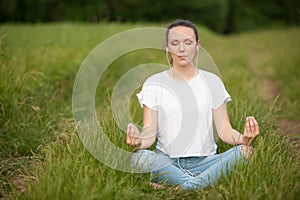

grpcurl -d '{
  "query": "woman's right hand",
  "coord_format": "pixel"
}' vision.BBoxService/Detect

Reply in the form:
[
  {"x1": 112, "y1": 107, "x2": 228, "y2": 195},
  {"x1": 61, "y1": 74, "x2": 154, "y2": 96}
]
[{"x1": 126, "y1": 123, "x2": 142, "y2": 149}]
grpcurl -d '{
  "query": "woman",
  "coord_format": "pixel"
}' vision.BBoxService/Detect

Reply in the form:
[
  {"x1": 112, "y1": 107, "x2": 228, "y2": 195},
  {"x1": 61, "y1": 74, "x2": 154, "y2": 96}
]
[{"x1": 126, "y1": 19, "x2": 259, "y2": 190}]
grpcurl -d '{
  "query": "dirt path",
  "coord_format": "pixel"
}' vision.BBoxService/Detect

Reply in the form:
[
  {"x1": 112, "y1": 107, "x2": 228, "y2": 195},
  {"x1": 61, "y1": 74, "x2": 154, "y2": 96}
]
[
  {"x1": 261, "y1": 77, "x2": 300, "y2": 151},
  {"x1": 278, "y1": 120, "x2": 300, "y2": 151}
]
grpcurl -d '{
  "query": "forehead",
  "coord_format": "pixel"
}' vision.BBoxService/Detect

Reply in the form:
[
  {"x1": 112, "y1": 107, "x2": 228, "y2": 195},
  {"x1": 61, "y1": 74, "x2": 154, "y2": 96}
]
[{"x1": 168, "y1": 26, "x2": 196, "y2": 40}]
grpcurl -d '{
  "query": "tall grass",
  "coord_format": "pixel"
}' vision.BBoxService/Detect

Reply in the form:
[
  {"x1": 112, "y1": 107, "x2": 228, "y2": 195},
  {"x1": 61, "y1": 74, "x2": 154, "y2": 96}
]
[{"x1": 0, "y1": 23, "x2": 299, "y2": 199}]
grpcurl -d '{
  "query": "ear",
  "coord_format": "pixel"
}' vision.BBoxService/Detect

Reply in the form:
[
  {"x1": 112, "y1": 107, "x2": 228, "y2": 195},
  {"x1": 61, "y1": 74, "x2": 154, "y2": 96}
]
[
  {"x1": 197, "y1": 40, "x2": 202, "y2": 52},
  {"x1": 197, "y1": 40, "x2": 202, "y2": 49}
]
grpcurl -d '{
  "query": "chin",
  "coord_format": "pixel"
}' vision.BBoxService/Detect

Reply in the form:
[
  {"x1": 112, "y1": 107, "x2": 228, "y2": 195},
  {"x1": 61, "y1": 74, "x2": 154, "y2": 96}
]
[{"x1": 177, "y1": 60, "x2": 191, "y2": 67}]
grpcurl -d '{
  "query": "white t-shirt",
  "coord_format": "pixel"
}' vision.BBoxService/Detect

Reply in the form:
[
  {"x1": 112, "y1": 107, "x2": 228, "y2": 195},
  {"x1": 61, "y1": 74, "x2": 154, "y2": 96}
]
[{"x1": 136, "y1": 69, "x2": 231, "y2": 158}]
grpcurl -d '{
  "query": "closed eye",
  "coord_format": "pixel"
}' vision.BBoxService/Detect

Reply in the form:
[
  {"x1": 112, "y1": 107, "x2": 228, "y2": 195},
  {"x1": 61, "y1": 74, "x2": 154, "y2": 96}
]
[
  {"x1": 185, "y1": 40, "x2": 193, "y2": 45},
  {"x1": 171, "y1": 41, "x2": 179, "y2": 46}
]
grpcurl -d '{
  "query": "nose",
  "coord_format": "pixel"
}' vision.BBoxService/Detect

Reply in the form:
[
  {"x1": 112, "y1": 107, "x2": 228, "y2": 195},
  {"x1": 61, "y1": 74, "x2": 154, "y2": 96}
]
[{"x1": 179, "y1": 43, "x2": 185, "y2": 52}]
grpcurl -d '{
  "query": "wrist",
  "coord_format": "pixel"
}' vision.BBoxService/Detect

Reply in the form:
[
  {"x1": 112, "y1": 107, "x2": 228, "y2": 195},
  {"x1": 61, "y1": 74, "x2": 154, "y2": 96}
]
[{"x1": 241, "y1": 135, "x2": 249, "y2": 145}]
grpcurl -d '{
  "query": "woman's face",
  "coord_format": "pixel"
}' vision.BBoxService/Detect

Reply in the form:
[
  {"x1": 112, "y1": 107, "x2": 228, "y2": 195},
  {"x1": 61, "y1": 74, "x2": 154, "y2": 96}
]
[{"x1": 167, "y1": 26, "x2": 198, "y2": 67}]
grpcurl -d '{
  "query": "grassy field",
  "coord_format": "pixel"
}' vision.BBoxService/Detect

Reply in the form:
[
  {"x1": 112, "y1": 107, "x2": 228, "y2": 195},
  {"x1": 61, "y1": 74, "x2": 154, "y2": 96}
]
[{"x1": 0, "y1": 23, "x2": 299, "y2": 199}]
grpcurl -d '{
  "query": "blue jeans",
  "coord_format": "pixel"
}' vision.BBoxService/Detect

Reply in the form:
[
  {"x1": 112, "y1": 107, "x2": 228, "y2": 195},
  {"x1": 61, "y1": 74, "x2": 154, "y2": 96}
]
[{"x1": 131, "y1": 145, "x2": 243, "y2": 190}]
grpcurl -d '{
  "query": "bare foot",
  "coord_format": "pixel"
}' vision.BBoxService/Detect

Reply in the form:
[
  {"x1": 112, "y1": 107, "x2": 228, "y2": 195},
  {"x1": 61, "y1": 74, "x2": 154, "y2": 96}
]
[
  {"x1": 149, "y1": 182, "x2": 165, "y2": 189},
  {"x1": 149, "y1": 182, "x2": 183, "y2": 191},
  {"x1": 241, "y1": 145, "x2": 254, "y2": 159}
]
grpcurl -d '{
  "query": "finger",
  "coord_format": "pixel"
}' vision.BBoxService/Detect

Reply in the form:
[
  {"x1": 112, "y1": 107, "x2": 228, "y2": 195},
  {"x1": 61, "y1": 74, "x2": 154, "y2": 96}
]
[
  {"x1": 129, "y1": 123, "x2": 139, "y2": 136},
  {"x1": 249, "y1": 117, "x2": 259, "y2": 137},
  {"x1": 133, "y1": 135, "x2": 137, "y2": 145},
  {"x1": 126, "y1": 123, "x2": 134, "y2": 144},
  {"x1": 131, "y1": 136, "x2": 136, "y2": 145},
  {"x1": 133, "y1": 136, "x2": 141, "y2": 146},
  {"x1": 245, "y1": 117, "x2": 254, "y2": 138},
  {"x1": 253, "y1": 117, "x2": 259, "y2": 135},
  {"x1": 246, "y1": 117, "x2": 251, "y2": 134},
  {"x1": 127, "y1": 133, "x2": 133, "y2": 145},
  {"x1": 126, "y1": 124, "x2": 130, "y2": 143},
  {"x1": 249, "y1": 117, "x2": 255, "y2": 135},
  {"x1": 126, "y1": 129, "x2": 130, "y2": 142},
  {"x1": 127, "y1": 134, "x2": 135, "y2": 145},
  {"x1": 131, "y1": 125, "x2": 137, "y2": 136},
  {"x1": 133, "y1": 125, "x2": 139, "y2": 136}
]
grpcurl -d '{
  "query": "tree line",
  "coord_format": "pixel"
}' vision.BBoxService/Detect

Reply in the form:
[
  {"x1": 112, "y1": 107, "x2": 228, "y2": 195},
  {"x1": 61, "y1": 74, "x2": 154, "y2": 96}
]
[{"x1": 0, "y1": 0, "x2": 298, "y2": 33}]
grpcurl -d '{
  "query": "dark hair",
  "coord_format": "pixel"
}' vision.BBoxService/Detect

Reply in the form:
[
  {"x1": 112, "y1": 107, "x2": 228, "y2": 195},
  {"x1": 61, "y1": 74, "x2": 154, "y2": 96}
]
[{"x1": 166, "y1": 19, "x2": 199, "y2": 43}]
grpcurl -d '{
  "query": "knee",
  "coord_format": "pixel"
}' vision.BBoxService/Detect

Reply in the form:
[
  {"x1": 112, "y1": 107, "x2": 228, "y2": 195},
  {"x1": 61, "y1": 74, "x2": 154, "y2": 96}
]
[
  {"x1": 130, "y1": 150, "x2": 157, "y2": 173},
  {"x1": 131, "y1": 150, "x2": 156, "y2": 163}
]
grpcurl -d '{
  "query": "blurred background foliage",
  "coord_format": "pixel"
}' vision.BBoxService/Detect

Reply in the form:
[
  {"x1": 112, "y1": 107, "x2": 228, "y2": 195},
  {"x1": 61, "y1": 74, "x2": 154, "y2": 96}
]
[{"x1": 0, "y1": 0, "x2": 299, "y2": 34}]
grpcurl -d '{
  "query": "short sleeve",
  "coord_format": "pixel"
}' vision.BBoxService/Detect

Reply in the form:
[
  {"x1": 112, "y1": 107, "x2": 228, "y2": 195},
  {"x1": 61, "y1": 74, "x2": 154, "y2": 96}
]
[
  {"x1": 211, "y1": 85, "x2": 231, "y2": 110},
  {"x1": 136, "y1": 82, "x2": 159, "y2": 111},
  {"x1": 200, "y1": 70, "x2": 231, "y2": 110}
]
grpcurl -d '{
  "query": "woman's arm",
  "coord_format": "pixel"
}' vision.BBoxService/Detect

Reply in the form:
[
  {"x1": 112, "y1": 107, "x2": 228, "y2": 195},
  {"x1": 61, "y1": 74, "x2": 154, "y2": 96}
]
[
  {"x1": 126, "y1": 106, "x2": 157, "y2": 150},
  {"x1": 213, "y1": 103, "x2": 259, "y2": 145}
]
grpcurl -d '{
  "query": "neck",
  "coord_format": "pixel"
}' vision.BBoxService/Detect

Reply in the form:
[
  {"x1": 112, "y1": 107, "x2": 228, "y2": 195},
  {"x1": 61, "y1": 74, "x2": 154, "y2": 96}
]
[{"x1": 170, "y1": 64, "x2": 198, "y2": 81}]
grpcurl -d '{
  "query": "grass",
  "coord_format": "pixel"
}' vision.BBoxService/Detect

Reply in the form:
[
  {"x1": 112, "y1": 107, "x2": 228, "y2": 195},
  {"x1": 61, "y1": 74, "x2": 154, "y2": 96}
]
[{"x1": 0, "y1": 23, "x2": 299, "y2": 199}]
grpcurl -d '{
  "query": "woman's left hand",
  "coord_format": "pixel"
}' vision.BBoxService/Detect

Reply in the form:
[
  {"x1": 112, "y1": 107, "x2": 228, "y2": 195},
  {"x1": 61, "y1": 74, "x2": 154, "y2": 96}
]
[{"x1": 243, "y1": 116, "x2": 259, "y2": 145}]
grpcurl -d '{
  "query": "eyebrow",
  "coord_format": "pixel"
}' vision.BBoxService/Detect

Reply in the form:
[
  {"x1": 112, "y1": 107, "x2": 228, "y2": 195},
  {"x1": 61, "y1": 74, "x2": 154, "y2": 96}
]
[{"x1": 170, "y1": 38, "x2": 194, "y2": 42}]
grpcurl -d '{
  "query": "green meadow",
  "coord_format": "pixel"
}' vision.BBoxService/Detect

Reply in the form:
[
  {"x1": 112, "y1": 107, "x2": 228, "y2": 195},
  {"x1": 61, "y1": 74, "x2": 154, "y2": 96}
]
[{"x1": 0, "y1": 23, "x2": 299, "y2": 199}]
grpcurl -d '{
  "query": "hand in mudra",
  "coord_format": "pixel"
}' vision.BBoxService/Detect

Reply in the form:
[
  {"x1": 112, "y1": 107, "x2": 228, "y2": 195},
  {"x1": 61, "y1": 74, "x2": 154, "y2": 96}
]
[
  {"x1": 243, "y1": 116, "x2": 259, "y2": 145},
  {"x1": 126, "y1": 123, "x2": 141, "y2": 150}
]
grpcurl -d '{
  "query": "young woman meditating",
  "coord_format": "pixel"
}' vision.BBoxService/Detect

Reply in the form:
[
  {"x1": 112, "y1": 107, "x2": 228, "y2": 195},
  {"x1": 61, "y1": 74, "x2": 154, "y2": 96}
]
[{"x1": 126, "y1": 19, "x2": 259, "y2": 190}]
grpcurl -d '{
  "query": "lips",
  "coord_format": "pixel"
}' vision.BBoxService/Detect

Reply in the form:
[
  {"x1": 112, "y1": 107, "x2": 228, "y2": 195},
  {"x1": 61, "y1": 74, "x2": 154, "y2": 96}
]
[{"x1": 178, "y1": 55, "x2": 187, "y2": 60}]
